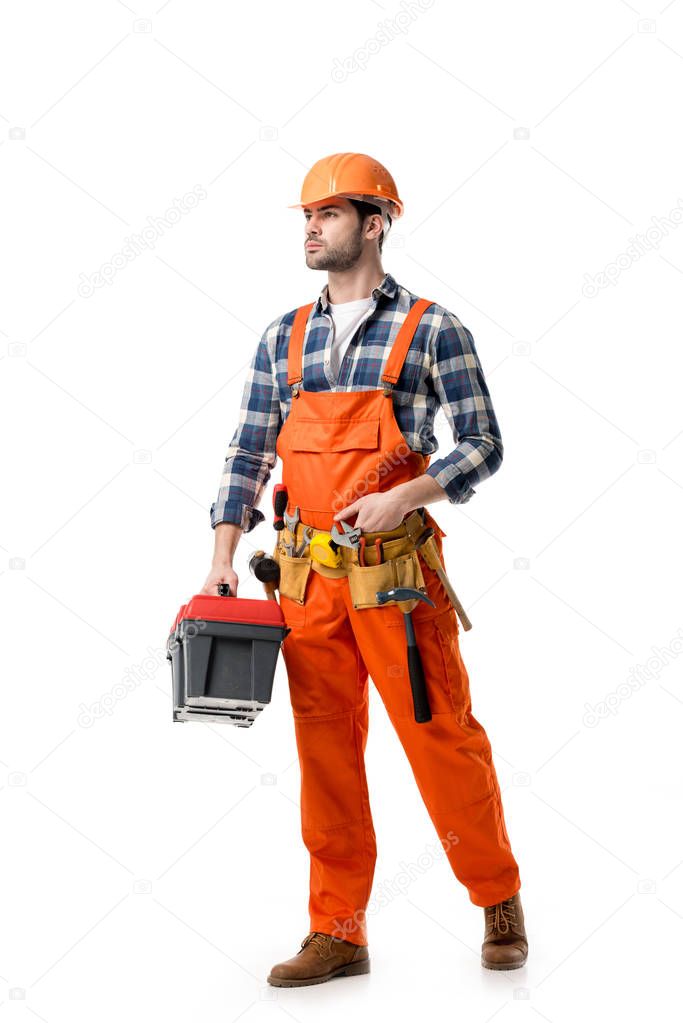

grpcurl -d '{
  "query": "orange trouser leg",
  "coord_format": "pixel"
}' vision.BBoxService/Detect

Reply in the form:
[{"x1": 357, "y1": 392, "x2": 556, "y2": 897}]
[
  {"x1": 279, "y1": 537, "x2": 521, "y2": 946},
  {"x1": 280, "y1": 571, "x2": 376, "y2": 947},
  {"x1": 344, "y1": 533, "x2": 521, "y2": 909}
]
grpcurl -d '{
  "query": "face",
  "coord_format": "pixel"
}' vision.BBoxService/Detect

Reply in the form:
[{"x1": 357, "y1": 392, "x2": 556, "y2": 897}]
[{"x1": 303, "y1": 198, "x2": 377, "y2": 271}]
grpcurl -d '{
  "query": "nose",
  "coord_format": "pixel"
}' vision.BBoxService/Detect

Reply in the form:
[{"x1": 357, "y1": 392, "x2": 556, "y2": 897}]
[{"x1": 305, "y1": 212, "x2": 323, "y2": 236}]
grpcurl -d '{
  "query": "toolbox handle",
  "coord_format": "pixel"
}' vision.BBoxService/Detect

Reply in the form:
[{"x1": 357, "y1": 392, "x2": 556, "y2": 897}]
[{"x1": 217, "y1": 583, "x2": 232, "y2": 597}]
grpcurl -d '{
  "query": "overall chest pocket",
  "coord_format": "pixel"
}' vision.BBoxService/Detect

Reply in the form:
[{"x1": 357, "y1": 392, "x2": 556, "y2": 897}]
[{"x1": 288, "y1": 417, "x2": 379, "y2": 453}]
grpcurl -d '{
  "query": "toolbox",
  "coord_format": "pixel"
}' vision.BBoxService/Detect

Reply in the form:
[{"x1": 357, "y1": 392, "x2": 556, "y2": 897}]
[{"x1": 167, "y1": 585, "x2": 290, "y2": 727}]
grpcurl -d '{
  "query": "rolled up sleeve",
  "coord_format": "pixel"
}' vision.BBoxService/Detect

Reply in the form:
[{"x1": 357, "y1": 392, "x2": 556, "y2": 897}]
[
  {"x1": 425, "y1": 311, "x2": 503, "y2": 503},
  {"x1": 210, "y1": 323, "x2": 281, "y2": 533}
]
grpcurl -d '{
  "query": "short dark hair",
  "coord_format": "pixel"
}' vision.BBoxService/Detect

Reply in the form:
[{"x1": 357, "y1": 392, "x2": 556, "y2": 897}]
[{"x1": 347, "y1": 197, "x2": 388, "y2": 253}]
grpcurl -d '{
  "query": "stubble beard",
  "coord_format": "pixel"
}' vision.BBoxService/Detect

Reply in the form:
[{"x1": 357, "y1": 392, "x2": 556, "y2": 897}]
[{"x1": 305, "y1": 225, "x2": 364, "y2": 271}]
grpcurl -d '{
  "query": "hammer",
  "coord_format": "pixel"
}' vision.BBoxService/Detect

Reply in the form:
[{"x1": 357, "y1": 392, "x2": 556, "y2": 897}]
[
  {"x1": 376, "y1": 586, "x2": 435, "y2": 724},
  {"x1": 249, "y1": 550, "x2": 280, "y2": 601}
]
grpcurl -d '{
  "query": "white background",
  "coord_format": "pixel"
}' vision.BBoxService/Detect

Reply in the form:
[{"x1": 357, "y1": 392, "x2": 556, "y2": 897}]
[{"x1": 2, "y1": 0, "x2": 682, "y2": 1018}]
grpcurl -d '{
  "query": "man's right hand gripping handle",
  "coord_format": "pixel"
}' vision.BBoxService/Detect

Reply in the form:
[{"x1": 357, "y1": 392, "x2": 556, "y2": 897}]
[{"x1": 200, "y1": 522, "x2": 242, "y2": 596}]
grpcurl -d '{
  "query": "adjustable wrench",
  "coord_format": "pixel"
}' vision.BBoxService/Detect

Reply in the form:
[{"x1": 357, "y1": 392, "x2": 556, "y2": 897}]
[
  {"x1": 330, "y1": 519, "x2": 362, "y2": 550},
  {"x1": 293, "y1": 526, "x2": 314, "y2": 557}
]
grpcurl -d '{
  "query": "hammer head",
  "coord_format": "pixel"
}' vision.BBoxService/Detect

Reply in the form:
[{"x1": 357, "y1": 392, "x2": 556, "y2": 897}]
[{"x1": 376, "y1": 586, "x2": 435, "y2": 607}]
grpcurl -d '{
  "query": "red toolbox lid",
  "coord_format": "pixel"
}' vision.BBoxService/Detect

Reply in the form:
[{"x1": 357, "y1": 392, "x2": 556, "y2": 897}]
[
  {"x1": 173, "y1": 594, "x2": 286, "y2": 631},
  {"x1": 169, "y1": 603, "x2": 188, "y2": 635}
]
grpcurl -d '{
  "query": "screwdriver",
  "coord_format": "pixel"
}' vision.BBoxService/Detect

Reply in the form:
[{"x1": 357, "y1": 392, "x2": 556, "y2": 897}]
[{"x1": 273, "y1": 484, "x2": 288, "y2": 532}]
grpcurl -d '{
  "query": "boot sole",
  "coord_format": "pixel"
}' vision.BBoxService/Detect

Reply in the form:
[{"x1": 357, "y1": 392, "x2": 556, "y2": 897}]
[
  {"x1": 267, "y1": 957, "x2": 371, "y2": 987},
  {"x1": 481, "y1": 956, "x2": 527, "y2": 971}
]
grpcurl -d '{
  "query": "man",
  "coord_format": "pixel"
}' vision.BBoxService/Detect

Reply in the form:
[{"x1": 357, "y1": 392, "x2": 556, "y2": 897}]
[{"x1": 203, "y1": 153, "x2": 528, "y2": 985}]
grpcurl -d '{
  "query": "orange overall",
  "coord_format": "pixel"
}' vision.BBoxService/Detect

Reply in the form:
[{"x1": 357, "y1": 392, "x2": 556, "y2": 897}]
[{"x1": 275, "y1": 298, "x2": 521, "y2": 946}]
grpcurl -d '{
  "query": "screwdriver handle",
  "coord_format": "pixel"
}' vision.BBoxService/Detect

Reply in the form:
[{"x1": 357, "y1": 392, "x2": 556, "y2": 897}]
[{"x1": 273, "y1": 484, "x2": 288, "y2": 532}]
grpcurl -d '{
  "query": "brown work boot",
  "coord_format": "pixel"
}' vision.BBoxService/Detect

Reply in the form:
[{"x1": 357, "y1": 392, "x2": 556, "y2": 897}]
[
  {"x1": 267, "y1": 931, "x2": 370, "y2": 987},
  {"x1": 481, "y1": 891, "x2": 528, "y2": 970}
]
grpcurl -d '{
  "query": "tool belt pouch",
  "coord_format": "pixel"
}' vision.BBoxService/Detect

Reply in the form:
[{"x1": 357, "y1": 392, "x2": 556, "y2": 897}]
[
  {"x1": 348, "y1": 549, "x2": 426, "y2": 613},
  {"x1": 275, "y1": 549, "x2": 313, "y2": 604}
]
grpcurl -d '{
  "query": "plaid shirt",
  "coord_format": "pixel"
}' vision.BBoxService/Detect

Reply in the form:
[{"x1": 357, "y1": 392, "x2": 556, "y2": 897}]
[{"x1": 210, "y1": 271, "x2": 503, "y2": 533}]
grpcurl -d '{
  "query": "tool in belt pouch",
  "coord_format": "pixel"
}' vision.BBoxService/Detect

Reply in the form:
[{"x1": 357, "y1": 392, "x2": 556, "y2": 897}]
[
  {"x1": 273, "y1": 509, "x2": 472, "y2": 628},
  {"x1": 271, "y1": 537, "x2": 312, "y2": 604},
  {"x1": 348, "y1": 544, "x2": 425, "y2": 613},
  {"x1": 272, "y1": 510, "x2": 429, "y2": 614}
]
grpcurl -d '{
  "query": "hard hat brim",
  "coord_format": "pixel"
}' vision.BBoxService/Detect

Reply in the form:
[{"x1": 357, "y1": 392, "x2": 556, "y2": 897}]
[{"x1": 289, "y1": 191, "x2": 403, "y2": 218}]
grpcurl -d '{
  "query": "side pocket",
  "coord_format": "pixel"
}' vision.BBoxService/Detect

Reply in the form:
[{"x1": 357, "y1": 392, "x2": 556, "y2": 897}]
[
  {"x1": 278, "y1": 551, "x2": 313, "y2": 604},
  {"x1": 280, "y1": 595, "x2": 306, "y2": 628},
  {"x1": 433, "y1": 607, "x2": 469, "y2": 718}
]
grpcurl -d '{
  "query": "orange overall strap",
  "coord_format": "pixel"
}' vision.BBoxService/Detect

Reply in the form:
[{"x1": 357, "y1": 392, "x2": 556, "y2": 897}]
[
  {"x1": 381, "y1": 298, "x2": 434, "y2": 386},
  {"x1": 287, "y1": 302, "x2": 315, "y2": 387}
]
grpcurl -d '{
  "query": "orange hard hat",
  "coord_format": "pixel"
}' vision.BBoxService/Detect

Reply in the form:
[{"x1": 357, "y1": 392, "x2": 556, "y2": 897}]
[{"x1": 289, "y1": 152, "x2": 404, "y2": 219}]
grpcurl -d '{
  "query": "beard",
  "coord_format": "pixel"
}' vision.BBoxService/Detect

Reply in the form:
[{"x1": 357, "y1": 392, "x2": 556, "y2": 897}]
[{"x1": 305, "y1": 224, "x2": 364, "y2": 271}]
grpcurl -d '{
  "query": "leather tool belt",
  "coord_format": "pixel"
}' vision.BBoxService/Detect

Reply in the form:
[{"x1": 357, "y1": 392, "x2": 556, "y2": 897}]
[{"x1": 272, "y1": 508, "x2": 432, "y2": 612}]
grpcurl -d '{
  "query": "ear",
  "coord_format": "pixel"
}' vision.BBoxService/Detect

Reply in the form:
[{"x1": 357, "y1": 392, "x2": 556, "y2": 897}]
[{"x1": 364, "y1": 213, "x2": 383, "y2": 243}]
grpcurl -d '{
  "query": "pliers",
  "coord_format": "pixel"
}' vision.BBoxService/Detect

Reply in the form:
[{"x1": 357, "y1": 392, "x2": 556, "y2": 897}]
[{"x1": 358, "y1": 536, "x2": 383, "y2": 567}]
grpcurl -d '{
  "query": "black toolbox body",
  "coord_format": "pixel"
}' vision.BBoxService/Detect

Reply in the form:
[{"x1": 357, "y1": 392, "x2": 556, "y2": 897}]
[{"x1": 167, "y1": 592, "x2": 290, "y2": 727}]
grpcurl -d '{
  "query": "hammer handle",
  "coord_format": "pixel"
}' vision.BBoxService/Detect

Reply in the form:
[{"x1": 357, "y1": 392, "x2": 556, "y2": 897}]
[
  {"x1": 407, "y1": 644, "x2": 432, "y2": 723},
  {"x1": 418, "y1": 534, "x2": 472, "y2": 631},
  {"x1": 404, "y1": 613, "x2": 432, "y2": 724}
]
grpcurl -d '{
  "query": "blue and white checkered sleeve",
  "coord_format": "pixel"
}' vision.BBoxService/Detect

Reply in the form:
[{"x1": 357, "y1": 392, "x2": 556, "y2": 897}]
[
  {"x1": 210, "y1": 322, "x2": 281, "y2": 533},
  {"x1": 425, "y1": 311, "x2": 504, "y2": 504}
]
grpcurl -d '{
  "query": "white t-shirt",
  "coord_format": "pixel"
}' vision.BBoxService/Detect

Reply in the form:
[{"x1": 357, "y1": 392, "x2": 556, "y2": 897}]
[{"x1": 327, "y1": 296, "x2": 375, "y2": 381}]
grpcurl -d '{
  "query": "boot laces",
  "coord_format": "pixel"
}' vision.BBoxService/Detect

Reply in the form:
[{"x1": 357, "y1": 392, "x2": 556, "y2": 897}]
[
  {"x1": 301, "y1": 931, "x2": 334, "y2": 959},
  {"x1": 486, "y1": 897, "x2": 517, "y2": 935}
]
